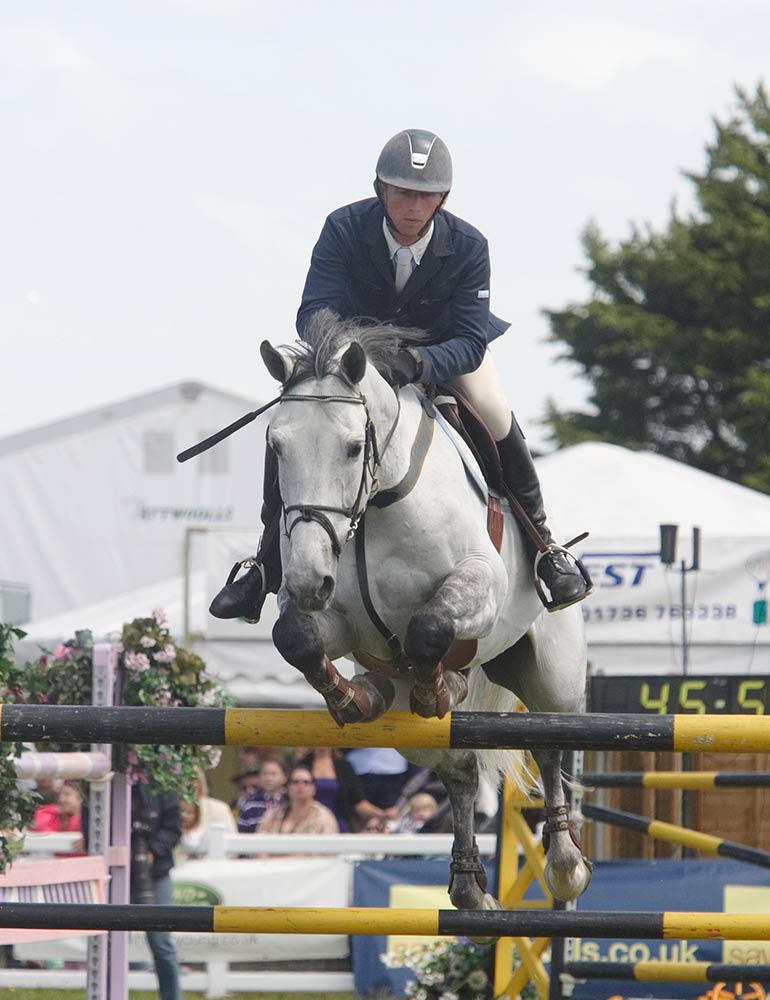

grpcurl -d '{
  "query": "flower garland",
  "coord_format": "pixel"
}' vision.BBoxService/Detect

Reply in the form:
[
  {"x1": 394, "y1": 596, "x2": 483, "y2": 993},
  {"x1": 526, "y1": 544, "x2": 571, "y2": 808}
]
[
  {"x1": 382, "y1": 938, "x2": 536, "y2": 1000},
  {"x1": 0, "y1": 610, "x2": 233, "y2": 871}
]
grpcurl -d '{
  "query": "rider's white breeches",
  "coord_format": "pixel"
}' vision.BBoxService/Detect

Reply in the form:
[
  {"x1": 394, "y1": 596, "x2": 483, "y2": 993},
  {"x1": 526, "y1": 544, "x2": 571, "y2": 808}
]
[{"x1": 449, "y1": 349, "x2": 513, "y2": 441}]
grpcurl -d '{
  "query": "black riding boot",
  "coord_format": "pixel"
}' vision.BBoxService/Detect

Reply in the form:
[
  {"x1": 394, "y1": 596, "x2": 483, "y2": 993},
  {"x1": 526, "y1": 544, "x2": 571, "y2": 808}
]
[
  {"x1": 496, "y1": 416, "x2": 590, "y2": 611},
  {"x1": 209, "y1": 446, "x2": 283, "y2": 623}
]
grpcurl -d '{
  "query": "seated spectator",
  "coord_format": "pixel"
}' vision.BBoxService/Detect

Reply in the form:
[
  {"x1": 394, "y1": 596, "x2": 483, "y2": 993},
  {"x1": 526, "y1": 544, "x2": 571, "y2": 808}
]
[
  {"x1": 396, "y1": 793, "x2": 438, "y2": 833},
  {"x1": 176, "y1": 772, "x2": 236, "y2": 860},
  {"x1": 296, "y1": 747, "x2": 387, "y2": 832},
  {"x1": 237, "y1": 757, "x2": 288, "y2": 833},
  {"x1": 231, "y1": 766, "x2": 263, "y2": 815},
  {"x1": 344, "y1": 748, "x2": 412, "y2": 815},
  {"x1": 258, "y1": 766, "x2": 339, "y2": 836},
  {"x1": 30, "y1": 781, "x2": 85, "y2": 854}
]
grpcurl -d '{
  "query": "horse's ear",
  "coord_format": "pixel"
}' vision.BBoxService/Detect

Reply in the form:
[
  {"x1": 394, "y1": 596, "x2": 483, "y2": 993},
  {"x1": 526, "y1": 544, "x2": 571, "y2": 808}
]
[
  {"x1": 260, "y1": 341, "x2": 294, "y2": 384},
  {"x1": 340, "y1": 342, "x2": 367, "y2": 385}
]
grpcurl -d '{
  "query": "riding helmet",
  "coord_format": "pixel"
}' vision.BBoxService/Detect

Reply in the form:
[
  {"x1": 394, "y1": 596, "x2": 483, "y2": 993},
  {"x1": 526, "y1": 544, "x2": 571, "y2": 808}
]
[{"x1": 375, "y1": 129, "x2": 452, "y2": 193}]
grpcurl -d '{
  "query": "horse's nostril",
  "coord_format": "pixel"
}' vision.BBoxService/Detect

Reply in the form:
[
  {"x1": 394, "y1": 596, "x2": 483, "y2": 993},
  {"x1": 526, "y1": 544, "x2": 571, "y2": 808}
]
[{"x1": 318, "y1": 576, "x2": 335, "y2": 602}]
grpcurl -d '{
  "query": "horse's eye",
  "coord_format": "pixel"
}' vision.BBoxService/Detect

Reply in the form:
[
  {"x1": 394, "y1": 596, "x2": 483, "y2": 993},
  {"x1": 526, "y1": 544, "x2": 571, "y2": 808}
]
[{"x1": 347, "y1": 442, "x2": 363, "y2": 459}]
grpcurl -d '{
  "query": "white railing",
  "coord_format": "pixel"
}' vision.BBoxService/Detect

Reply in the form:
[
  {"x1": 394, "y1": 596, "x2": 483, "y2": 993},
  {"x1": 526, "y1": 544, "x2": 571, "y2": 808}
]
[{"x1": 206, "y1": 826, "x2": 497, "y2": 859}]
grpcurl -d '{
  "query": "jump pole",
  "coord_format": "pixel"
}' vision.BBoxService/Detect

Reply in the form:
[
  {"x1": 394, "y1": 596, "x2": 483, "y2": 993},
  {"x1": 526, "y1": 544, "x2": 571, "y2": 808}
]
[
  {"x1": 4, "y1": 706, "x2": 770, "y2": 752},
  {"x1": 3, "y1": 905, "x2": 770, "y2": 940},
  {"x1": 581, "y1": 771, "x2": 770, "y2": 789},
  {"x1": 565, "y1": 961, "x2": 770, "y2": 984},
  {"x1": 583, "y1": 803, "x2": 770, "y2": 870}
]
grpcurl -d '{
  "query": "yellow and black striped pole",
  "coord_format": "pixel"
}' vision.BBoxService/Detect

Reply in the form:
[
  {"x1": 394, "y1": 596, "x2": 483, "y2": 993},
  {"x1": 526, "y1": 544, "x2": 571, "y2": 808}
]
[
  {"x1": 583, "y1": 803, "x2": 770, "y2": 869},
  {"x1": 4, "y1": 705, "x2": 770, "y2": 752},
  {"x1": 581, "y1": 771, "x2": 770, "y2": 790},
  {"x1": 566, "y1": 960, "x2": 770, "y2": 984},
  {"x1": 2, "y1": 905, "x2": 770, "y2": 939}
]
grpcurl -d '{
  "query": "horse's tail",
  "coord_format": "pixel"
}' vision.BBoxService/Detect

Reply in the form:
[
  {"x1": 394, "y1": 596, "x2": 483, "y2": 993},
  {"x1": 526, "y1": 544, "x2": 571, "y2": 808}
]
[{"x1": 463, "y1": 666, "x2": 539, "y2": 799}]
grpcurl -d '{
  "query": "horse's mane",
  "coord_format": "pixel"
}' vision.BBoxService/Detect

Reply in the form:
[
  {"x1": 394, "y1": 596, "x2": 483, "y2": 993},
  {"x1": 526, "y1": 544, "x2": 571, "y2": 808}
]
[{"x1": 283, "y1": 309, "x2": 433, "y2": 388}]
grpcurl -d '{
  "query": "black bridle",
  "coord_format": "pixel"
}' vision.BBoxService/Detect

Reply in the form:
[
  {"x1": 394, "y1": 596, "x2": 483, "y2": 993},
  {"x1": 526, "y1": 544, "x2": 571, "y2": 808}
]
[{"x1": 278, "y1": 386, "x2": 401, "y2": 558}]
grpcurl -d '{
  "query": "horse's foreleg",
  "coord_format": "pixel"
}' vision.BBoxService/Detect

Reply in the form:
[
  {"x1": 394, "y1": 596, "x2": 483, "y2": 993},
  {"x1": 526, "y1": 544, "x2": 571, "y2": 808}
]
[
  {"x1": 404, "y1": 556, "x2": 500, "y2": 719},
  {"x1": 532, "y1": 748, "x2": 592, "y2": 902},
  {"x1": 272, "y1": 601, "x2": 395, "y2": 726}
]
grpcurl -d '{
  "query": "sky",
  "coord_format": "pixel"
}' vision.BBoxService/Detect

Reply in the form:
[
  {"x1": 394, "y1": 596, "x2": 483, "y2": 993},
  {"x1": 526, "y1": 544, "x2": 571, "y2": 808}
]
[{"x1": 2, "y1": 1, "x2": 768, "y2": 451}]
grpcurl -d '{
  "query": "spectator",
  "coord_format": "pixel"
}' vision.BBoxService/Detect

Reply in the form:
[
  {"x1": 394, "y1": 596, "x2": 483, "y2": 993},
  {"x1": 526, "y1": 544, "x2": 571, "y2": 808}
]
[
  {"x1": 344, "y1": 748, "x2": 413, "y2": 814},
  {"x1": 237, "y1": 756, "x2": 288, "y2": 833},
  {"x1": 176, "y1": 772, "x2": 236, "y2": 861},
  {"x1": 230, "y1": 766, "x2": 263, "y2": 815},
  {"x1": 296, "y1": 747, "x2": 387, "y2": 832},
  {"x1": 258, "y1": 765, "x2": 339, "y2": 836},
  {"x1": 131, "y1": 785, "x2": 182, "y2": 1000},
  {"x1": 30, "y1": 781, "x2": 85, "y2": 854},
  {"x1": 397, "y1": 793, "x2": 438, "y2": 833}
]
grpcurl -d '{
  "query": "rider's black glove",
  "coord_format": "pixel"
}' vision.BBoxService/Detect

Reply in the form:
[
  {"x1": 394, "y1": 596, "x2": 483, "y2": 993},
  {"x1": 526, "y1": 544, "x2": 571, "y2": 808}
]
[{"x1": 390, "y1": 347, "x2": 423, "y2": 387}]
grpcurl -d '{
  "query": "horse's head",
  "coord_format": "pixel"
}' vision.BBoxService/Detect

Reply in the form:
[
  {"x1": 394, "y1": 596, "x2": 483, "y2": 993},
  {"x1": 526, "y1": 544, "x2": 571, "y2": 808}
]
[{"x1": 261, "y1": 313, "x2": 402, "y2": 613}]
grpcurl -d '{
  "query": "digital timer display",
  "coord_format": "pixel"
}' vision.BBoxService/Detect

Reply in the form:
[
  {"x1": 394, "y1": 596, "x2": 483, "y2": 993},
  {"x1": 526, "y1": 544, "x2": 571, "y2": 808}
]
[{"x1": 588, "y1": 675, "x2": 770, "y2": 715}]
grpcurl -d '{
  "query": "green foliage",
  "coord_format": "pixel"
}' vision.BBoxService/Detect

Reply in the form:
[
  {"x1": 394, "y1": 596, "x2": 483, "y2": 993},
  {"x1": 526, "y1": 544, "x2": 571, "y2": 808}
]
[
  {"x1": 544, "y1": 82, "x2": 770, "y2": 493},
  {"x1": 0, "y1": 625, "x2": 41, "y2": 872}
]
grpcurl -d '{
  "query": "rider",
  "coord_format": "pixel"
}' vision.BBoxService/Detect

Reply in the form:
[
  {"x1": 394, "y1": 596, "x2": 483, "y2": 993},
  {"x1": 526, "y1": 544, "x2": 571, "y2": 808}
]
[{"x1": 210, "y1": 128, "x2": 589, "y2": 623}]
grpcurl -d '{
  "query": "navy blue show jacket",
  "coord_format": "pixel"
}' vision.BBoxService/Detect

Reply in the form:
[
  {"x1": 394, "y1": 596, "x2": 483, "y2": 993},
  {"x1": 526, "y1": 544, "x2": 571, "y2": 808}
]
[{"x1": 296, "y1": 198, "x2": 510, "y2": 386}]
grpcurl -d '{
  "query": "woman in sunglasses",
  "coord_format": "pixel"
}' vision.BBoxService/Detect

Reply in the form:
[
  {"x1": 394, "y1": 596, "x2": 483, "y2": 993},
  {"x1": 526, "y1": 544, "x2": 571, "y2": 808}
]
[{"x1": 258, "y1": 765, "x2": 339, "y2": 836}]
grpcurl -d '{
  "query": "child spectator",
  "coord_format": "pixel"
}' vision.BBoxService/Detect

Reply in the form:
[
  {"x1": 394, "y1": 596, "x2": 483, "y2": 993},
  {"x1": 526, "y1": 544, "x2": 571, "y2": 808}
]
[
  {"x1": 397, "y1": 793, "x2": 438, "y2": 833},
  {"x1": 237, "y1": 757, "x2": 288, "y2": 833},
  {"x1": 30, "y1": 781, "x2": 85, "y2": 854}
]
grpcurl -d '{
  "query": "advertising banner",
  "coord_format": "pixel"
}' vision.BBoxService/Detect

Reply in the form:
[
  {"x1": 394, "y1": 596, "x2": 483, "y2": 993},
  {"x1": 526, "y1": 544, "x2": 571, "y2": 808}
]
[
  {"x1": 576, "y1": 536, "x2": 770, "y2": 673},
  {"x1": 352, "y1": 859, "x2": 770, "y2": 999}
]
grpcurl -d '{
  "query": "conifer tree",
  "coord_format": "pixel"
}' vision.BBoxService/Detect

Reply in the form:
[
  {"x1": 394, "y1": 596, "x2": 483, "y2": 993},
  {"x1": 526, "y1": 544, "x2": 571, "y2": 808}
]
[{"x1": 545, "y1": 83, "x2": 770, "y2": 494}]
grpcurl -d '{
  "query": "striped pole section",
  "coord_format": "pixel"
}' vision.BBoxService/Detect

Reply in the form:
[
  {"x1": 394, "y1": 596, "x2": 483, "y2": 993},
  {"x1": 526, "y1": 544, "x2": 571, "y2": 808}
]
[
  {"x1": 4, "y1": 705, "x2": 770, "y2": 752},
  {"x1": 581, "y1": 771, "x2": 770, "y2": 790},
  {"x1": 583, "y1": 803, "x2": 770, "y2": 869},
  {"x1": 2, "y1": 905, "x2": 770, "y2": 939},
  {"x1": 16, "y1": 751, "x2": 112, "y2": 782},
  {"x1": 566, "y1": 961, "x2": 770, "y2": 984}
]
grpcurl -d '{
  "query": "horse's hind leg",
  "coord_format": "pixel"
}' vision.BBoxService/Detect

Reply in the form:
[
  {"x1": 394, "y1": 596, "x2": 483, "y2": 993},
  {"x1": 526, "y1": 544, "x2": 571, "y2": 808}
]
[
  {"x1": 404, "y1": 556, "x2": 502, "y2": 718},
  {"x1": 272, "y1": 601, "x2": 395, "y2": 725},
  {"x1": 408, "y1": 748, "x2": 500, "y2": 913},
  {"x1": 531, "y1": 748, "x2": 592, "y2": 902},
  {"x1": 496, "y1": 611, "x2": 592, "y2": 901}
]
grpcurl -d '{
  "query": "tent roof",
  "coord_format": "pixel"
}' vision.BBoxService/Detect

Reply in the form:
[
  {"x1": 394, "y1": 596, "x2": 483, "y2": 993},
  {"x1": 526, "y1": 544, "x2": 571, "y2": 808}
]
[
  {"x1": 536, "y1": 441, "x2": 770, "y2": 538},
  {"x1": 17, "y1": 574, "x2": 319, "y2": 707},
  {"x1": 0, "y1": 380, "x2": 259, "y2": 457}
]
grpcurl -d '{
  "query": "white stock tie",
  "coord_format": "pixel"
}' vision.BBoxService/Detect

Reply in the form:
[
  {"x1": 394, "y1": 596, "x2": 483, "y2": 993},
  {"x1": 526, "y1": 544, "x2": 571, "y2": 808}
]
[{"x1": 393, "y1": 246, "x2": 414, "y2": 294}]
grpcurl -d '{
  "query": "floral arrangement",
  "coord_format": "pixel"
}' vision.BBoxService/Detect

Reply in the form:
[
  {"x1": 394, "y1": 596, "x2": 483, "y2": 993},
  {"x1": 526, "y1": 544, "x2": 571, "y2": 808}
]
[
  {"x1": 117, "y1": 608, "x2": 232, "y2": 794},
  {"x1": 27, "y1": 610, "x2": 232, "y2": 795},
  {"x1": 0, "y1": 625, "x2": 41, "y2": 871},
  {"x1": 382, "y1": 938, "x2": 536, "y2": 1000}
]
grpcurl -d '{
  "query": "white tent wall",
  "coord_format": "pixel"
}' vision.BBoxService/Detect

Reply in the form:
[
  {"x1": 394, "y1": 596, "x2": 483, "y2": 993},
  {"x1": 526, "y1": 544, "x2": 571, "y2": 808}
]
[{"x1": 0, "y1": 382, "x2": 268, "y2": 622}]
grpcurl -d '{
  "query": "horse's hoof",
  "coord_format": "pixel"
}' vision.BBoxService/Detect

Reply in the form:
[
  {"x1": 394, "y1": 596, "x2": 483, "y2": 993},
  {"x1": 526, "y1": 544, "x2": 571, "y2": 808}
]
[
  {"x1": 326, "y1": 673, "x2": 395, "y2": 726},
  {"x1": 545, "y1": 857, "x2": 593, "y2": 902},
  {"x1": 409, "y1": 668, "x2": 468, "y2": 719}
]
